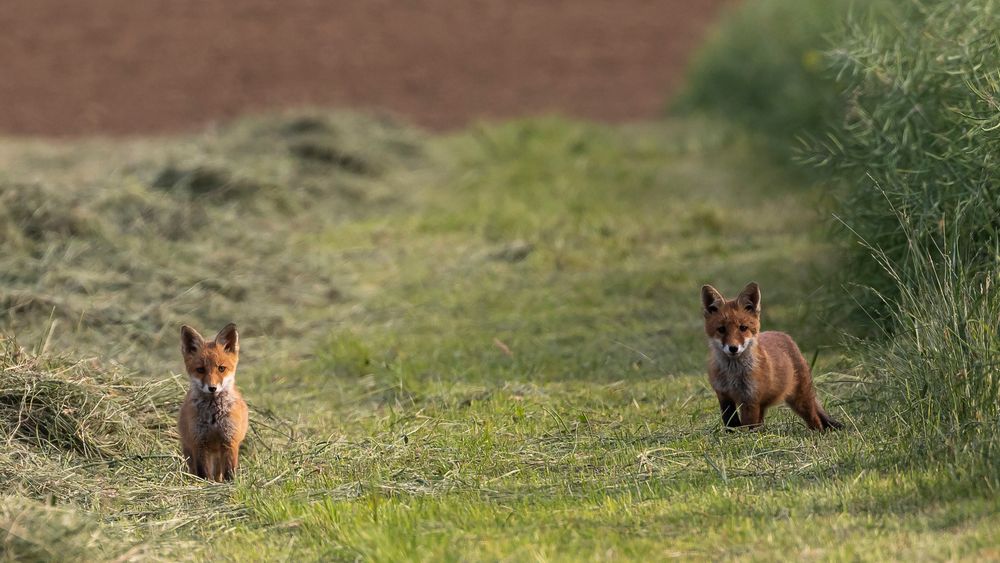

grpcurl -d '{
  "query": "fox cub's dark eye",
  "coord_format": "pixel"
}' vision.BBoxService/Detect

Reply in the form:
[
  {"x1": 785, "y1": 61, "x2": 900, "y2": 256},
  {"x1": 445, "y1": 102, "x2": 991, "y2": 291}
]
[
  {"x1": 195, "y1": 367, "x2": 206, "y2": 374},
  {"x1": 717, "y1": 326, "x2": 725, "y2": 334},
  {"x1": 217, "y1": 365, "x2": 226, "y2": 373},
  {"x1": 739, "y1": 325, "x2": 748, "y2": 332}
]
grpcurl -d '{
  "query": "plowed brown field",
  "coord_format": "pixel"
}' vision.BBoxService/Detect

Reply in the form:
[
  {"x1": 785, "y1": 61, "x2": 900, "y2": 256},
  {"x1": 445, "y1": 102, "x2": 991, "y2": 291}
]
[{"x1": 0, "y1": 0, "x2": 730, "y2": 135}]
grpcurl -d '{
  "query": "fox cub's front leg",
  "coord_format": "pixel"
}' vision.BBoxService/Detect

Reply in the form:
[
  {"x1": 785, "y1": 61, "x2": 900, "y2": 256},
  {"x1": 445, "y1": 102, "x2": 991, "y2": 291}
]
[
  {"x1": 183, "y1": 446, "x2": 202, "y2": 478},
  {"x1": 738, "y1": 403, "x2": 764, "y2": 429},
  {"x1": 717, "y1": 394, "x2": 741, "y2": 428},
  {"x1": 222, "y1": 447, "x2": 239, "y2": 481}
]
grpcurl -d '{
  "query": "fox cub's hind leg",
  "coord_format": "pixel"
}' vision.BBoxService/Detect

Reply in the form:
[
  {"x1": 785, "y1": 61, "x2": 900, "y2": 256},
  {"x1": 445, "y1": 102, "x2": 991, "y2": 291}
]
[
  {"x1": 818, "y1": 408, "x2": 843, "y2": 430},
  {"x1": 786, "y1": 395, "x2": 824, "y2": 430},
  {"x1": 788, "y1": 362, "x2": 843, "y2": 431},
  {"x1": 787, "y1": 397, "x2": 843, "y2": 430}
]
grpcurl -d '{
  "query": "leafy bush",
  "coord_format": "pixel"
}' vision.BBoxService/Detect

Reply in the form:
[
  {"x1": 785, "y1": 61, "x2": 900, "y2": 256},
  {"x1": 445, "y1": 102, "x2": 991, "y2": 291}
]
[
  {"x1": 812, "y1": 0, "x2": 1000, "y2": 472},
  {"x1": 811, "y1": 0, "x2": 1000, "y2": 315},
  {"x1": 675, "y1": 0, "x2": 857, "y2": 147}
]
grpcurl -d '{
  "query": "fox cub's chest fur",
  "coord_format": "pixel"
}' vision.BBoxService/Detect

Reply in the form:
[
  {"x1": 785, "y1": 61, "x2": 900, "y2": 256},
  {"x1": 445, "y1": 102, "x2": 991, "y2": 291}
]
[
  {"x1": 187, "y1": 389, "x2": 243, "y2": 446},
  {"x1": 709, "y1": 345, "x2": 757, "y2": 400}
]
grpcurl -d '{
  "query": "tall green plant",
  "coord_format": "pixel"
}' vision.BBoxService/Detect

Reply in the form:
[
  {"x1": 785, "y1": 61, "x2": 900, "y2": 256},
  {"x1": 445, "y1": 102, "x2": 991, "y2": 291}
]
[
  {"x1": 813, "y1": 0, "x2": 1000, "y2": 471},
  {"x1": 810, "y1": 0, "x2": 1000, "y2": 314},
  {"x1": 862, "y1": 213, "x2": 999, "y2": 473}
]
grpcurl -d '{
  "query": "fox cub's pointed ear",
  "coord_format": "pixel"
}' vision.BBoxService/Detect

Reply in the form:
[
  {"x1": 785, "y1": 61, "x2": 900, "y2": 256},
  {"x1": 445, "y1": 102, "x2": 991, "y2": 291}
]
[
  {"x1": 214, "y1": 323, "x2": 239, "y2": 355},
  {"x1": 180, "y1": 325, "x2": 205, "y2": 356},
  {"x1": 701, "y1": 285, "x2": 724, "y2": 316},
  {"x1": 737, "y1": 282, "x2": 761, "y2": 315}
]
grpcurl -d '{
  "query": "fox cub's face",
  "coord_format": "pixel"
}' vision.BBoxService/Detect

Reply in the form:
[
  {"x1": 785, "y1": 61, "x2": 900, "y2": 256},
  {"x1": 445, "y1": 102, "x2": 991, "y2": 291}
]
[
  {"x1": 701, "y1": 282, "x2": 761, "y2": 358},
  {"x1": 181, "y1": 323, "x2": 239, "y2": 395}
]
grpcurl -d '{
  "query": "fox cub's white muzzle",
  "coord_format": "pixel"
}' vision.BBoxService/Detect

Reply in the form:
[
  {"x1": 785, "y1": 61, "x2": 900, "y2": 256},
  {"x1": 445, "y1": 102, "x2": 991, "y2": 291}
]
[
  {"x1": 716, "y1": 338, "x2": 753, "y2": 357},
  {"x1": 190, "y1": 374, "x2": 234, "y2": 395}
]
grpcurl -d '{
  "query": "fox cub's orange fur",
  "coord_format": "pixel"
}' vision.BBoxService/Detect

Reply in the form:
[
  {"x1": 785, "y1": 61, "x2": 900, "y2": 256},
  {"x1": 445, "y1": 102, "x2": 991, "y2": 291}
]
[
  {"x1": 177, "y1": 323, "x2": 249, "y2": 481},
  {"x1": 701, "y1": 282, "x2": 841, "y2": 431}
]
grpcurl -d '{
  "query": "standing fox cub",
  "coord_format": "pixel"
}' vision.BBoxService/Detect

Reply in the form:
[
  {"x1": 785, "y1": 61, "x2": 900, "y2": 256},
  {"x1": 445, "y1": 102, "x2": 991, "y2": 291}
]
[
  {"x1": 178, "y1": 323, "x2": 249, "y2": 481},
  {"x1": 701, "y1": 282, "x2": 841, "y2": 431}
]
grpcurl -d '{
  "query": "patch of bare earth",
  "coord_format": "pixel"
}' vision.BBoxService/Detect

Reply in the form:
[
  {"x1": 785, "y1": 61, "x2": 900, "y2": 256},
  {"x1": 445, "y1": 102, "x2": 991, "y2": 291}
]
[{"x1": 0, "y1": 0, "x2": 730, "y2": 136}]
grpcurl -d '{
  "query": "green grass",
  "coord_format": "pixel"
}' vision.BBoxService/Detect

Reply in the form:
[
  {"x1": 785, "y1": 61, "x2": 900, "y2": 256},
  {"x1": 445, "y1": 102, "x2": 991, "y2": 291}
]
[{"x1": 0, "y1": 113, "x2": 996, "y2": 561}]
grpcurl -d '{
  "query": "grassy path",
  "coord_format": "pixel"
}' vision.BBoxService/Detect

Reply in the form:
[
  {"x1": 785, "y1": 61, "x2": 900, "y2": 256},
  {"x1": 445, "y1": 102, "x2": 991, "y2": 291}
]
[{"x1": 1, "y1": 115, "x2": 995, "y2": 560}]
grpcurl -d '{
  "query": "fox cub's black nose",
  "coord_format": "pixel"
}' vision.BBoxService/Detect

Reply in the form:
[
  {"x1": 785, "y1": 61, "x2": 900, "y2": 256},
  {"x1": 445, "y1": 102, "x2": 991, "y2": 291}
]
[
  {"x1": 208, "y1": 386, "x2": 218, "y2": 393},
  {"x1": 727, "y1": 345, "x2": 738, "y2": 354}
]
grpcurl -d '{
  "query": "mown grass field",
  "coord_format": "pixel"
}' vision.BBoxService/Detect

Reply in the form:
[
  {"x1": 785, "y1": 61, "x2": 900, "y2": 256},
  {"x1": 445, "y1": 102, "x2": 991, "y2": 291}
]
[{"x1": 1, "y1": 113, "x2": 996, "y2": 561}]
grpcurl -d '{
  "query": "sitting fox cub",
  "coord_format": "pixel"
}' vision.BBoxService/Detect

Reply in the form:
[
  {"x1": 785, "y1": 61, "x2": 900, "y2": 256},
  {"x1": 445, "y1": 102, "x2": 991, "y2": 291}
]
[
  {"x1": 177, "y1": 323, "x2": 249, "y2": 481},
  {"x1": 701, "y1": 282, "x2": 841, "y2": 431}
]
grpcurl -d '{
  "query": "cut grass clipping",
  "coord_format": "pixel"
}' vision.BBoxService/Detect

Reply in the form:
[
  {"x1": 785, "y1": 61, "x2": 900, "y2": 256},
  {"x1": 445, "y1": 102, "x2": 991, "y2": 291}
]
[{"x1": 0, "y1": 336, "x2": 168, "y2": 560}]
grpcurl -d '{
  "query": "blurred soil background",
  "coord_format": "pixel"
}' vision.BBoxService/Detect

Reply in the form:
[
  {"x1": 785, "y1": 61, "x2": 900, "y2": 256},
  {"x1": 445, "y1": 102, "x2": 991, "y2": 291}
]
[{"x1": 0, "y1": 0, "x2": 731, "y2": 136}]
